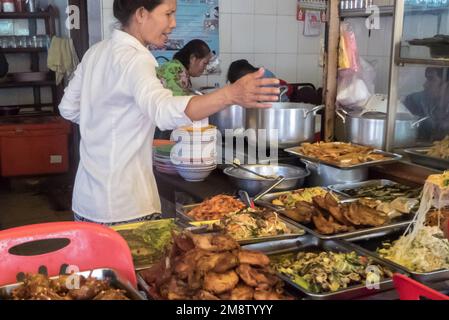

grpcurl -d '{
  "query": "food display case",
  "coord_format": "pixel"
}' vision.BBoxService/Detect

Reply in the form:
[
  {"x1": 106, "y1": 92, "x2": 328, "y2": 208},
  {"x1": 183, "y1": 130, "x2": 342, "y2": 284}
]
[{"x1": 384, "y1": 1, "x2": 449, "y2": 170}]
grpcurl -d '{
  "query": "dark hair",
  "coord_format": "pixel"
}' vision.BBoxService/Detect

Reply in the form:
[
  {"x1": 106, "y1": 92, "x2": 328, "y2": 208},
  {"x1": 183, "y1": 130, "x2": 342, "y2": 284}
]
[
  {"x1": 227, "y1": 59, "x2": 258, "y2": 84},
  {"x1": 426, "y1": 67, "x2": 449, "y2": 81},
  {"x1": 173, "y1": 39, "x2": 211, "y2": 69},
  {"x1": 113, "y1": 0, "x2": 164, "y2": 26}
]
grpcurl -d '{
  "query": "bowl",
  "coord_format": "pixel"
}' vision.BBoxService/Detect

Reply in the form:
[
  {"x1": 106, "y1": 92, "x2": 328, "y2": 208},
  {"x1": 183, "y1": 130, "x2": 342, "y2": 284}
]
[
  {"x1": 176, "y1": 165, "x2": 217, "y2": 182},
  {"x1": 223, "y1": 164, "x2": 310, "y2": 197}
]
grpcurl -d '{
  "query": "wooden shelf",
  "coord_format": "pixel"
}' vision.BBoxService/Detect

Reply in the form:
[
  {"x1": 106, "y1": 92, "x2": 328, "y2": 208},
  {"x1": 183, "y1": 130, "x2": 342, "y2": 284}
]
[
  {"x1": 0, "y1": 80, "x2": 55, "y2": 88},
  {"x1": 0, "y1": 12, "x2": 52, "y2": 19},
  {"x1": 2, "y1": 48, "x2": 47, "y2": 53}
]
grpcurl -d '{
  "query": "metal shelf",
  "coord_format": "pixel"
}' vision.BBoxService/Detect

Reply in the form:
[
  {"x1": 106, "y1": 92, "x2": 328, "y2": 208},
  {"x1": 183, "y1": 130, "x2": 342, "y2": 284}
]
[
  {"x1": 340, "y1": 5, "x2": 449, "y2": 18},
  {"x1": 396, "y1": 56, "x2": 449, "y2": 67}
]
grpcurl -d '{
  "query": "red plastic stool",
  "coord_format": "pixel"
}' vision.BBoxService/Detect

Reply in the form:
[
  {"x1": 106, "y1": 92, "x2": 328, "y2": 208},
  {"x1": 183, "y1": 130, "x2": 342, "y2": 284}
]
[
  {"x1": 0, "y1": 222, "x2": 136, "y2": 287},
  {"x1": 393, "y1": 273, "x2": 449, "y2": 300}
]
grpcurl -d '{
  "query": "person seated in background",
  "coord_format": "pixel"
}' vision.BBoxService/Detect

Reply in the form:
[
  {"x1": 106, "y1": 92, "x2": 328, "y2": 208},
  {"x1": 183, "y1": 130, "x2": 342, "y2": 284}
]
[
  {"x1": 0, "y1": 50, "x2": 8, "y2": 78},
  {"x1": 404, "y1": 67, "x2": 449, "y2": 141},
  {"x1": 227, "y1": 59, "x2": 290, "y2": 102},
  {"x1": 157, "y1": 39, "x2": 212, "y2": 96}
]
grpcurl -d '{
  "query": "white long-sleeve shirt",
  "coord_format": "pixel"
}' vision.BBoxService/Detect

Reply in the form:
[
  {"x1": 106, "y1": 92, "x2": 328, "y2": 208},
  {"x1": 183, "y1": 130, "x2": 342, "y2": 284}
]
[{"x1": 59, "y1": 29, "x2": 193, "y2": 223}]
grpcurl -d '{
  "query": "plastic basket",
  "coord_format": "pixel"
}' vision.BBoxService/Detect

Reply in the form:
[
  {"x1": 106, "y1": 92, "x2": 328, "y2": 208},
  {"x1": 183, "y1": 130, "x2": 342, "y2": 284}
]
[
  {"x1": 393, "y1": 273, "x2": 449, "y2": 300},
  {"x1": 0, "y1": 222, "x2": 136, "y2": 287}
]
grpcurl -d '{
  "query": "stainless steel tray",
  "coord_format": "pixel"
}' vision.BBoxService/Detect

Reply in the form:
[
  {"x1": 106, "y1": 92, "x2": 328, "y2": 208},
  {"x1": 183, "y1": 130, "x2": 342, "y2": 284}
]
[
  {"x1": 348, "y1": 229, "x2": 449, "y2": 284},
  {"x1": 255, "y1": 190, "x2": 414, "y2": 241},
  {"x1": 284, "y1": 146, "x2": 403, "y2": 170},
  {"x1": 404, "y1": 148, "x2": 449, "y2": 171},
  {"x1": 0, "y1": 268, "x2": 146, "y2": 300},
  {"x1": 243, "y1": 235, "x2": 405, "y2": 300},
  {"x1": 177, "y1": 209, "x2": 306, "y2": 245},
  {"x1": 328, "y1": 179, "x2": 397, "y2": 198}
]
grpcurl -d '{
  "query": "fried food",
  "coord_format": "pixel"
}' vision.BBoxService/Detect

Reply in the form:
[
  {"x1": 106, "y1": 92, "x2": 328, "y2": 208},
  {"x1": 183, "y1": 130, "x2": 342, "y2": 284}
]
[
  {"x1": 10, "y1": 274, "x2": 129, "y2": 300},
  {"x1": 238, "y1": 250, "x2": 270, "y2": 267},
  {"x1": 296, "y1": 142, "x2": 391, "y2": 166},
  {"x1": 190, "y1": 233, "x2": 239, "y2": 252},
  {"x1": 427, "y1": 136, "x2": 449, "y2": 160},
  {"x1": 271, "y1": 187, "x2": 328, "y2": 207},
  {"x1": 229, "y1": 284, "x2": 254, "y2": 300},
  {"x1": 344, "y1": 203, "x2": 388, "y2": 227},
  {"x1": 141, "y1": 232, "x2": 291, "y2": 300},
  {"x1": 187, "y1": 195, "x2": 246, "y2": 221},
  {"x1": 204, "y1": 271, "x2": 240, "y2": 294}
]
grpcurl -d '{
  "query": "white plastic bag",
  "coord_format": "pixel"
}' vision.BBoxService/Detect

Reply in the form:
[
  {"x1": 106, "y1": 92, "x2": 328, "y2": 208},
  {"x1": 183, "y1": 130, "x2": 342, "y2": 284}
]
[{"x1": 337, "y1": 58, "x2": 376, "y2": 108}]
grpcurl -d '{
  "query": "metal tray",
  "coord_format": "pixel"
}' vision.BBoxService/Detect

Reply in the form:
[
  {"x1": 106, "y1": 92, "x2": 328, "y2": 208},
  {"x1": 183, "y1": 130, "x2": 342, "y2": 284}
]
[
  {"x1": 0, "y1": 268, "x2": 146, "y2": 300},
  {"x1": 112, "y1": 219, "x2": 178, "y2": 271},
  {"x1": 284, "y1": 145, "x2": 403, "y2": 170},
  {"x1": 328, "y1": 179, "x2": 398, "y2": 198},
  {"x1": 404, "y1": 148, "x2": 449, "y2": 171},
  {"x1": 243, "y1": 235, "x2": 406, "y2": 300},
  {"x1": 255, "y1": 190, "x2": 414, "y2": 241},
  {"x1": 348, "y1": 229, "x2": 449, "y2": 284},
  {"x1": 188, "y1": 218, "x2": 305, "y2": 245}
]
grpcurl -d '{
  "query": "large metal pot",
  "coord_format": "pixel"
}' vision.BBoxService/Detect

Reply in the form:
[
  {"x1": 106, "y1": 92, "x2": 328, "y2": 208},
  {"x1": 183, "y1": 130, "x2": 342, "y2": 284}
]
[
  {"x1": 303, "y1": 160, "x2": 368, "y2": 187},
  {"x1": 246, "y1": 103, "x2": 324, "y2": 149},
  {"x1": 223, "y1": 164, "x2": 310, "y2": 197},
  {"x1": 209, "y1": 105, "x2": 246, "y2": 136},
  {"x1": 338, "y1": 110, "x2": 427, "y2": 149}
]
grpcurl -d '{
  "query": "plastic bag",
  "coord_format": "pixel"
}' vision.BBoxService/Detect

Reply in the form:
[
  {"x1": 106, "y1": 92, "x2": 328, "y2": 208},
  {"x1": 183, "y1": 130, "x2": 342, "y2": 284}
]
[
  {"x1": 337, "y1": 57, "x2": 376, "y2": 108},
  {"x1": 339, "y1": 22, "x2": 360, "y2": 72}
]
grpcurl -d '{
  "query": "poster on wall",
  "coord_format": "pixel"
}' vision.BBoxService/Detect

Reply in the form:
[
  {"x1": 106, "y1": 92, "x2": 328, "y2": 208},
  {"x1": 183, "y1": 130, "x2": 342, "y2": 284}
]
[{"x1": 151, "y1": 0, "x2": 219, "y2": 74}]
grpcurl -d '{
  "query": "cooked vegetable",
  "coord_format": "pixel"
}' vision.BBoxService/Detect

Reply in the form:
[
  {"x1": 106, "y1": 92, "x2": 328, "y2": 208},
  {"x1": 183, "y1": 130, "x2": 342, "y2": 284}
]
[
  {"x1": 272, "y1": 251, "x2": 392, "y2": 294},
  {"x1": 271, "y1": 187, "x2": 328, "y2": 207},
  {"x1": 340, "y1": 184, "x2": 422, "y2": 202},
  {"x1": 218, "y1": 208, "x2": 302, "y2": 240},
  {"x1": 116, "y1": 219, "x2": 177, "y2": 266}
]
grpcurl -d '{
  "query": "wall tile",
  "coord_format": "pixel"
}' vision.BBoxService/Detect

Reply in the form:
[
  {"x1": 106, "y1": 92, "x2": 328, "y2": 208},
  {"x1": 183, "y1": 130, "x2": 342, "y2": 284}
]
[
  {"x1": 219, "y1": 0, "x2": 232, "y2": 14},
  {"x1": 276, "y1": 16, "x2": 298, "y2": 53},
  {"x1": 231, "y1": 14, "x2": 254, "y2": 53},
  {"x1": 277, "y1": 0, "x2": 297, "y2": 16},
  {"x1": 296, "y1": 54, "x2": 323, "y2": 87},
  {"x1": 231, "y1": 0, "x2": 254, "y2": 14},
  {"x1": 254, "y1": 53, "x2": 277, "y2": 74},
  {"x1": 254, "y1": 15, "x2": 277, "y2": 53},
  {"x1": 255, "y1": 0, "x2": 277, "y2": 15},
  {"x1": 276, "y1": 53, "x2": 298, "y2": 83},
  {"x1": 220, "y1": 13, "x2": 232, "y2": 53}
]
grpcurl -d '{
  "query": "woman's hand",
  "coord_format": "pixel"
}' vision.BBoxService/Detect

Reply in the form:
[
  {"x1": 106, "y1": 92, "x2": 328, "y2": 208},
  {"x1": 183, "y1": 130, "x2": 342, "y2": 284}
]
[
  {"x1": 184, "y1": 68, "x2": 280, "y2": 121},
  {"x1": 225, "y1": 68, "x2": 281, "y2": 108}
]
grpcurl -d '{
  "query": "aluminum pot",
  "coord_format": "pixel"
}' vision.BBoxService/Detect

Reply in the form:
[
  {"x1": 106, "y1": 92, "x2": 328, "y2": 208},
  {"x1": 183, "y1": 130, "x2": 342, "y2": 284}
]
[
  {"x1": 337, "y1": 110, "x2": 427, "y2": 149},
  {"x1": 303, "y1": 160, "x2": 368, "y2": 187},
  {"x1": 209, "y1": 105, "x2": 246, "y2": 136},
  {"x1": 223, "y1": 164, "x2": 310, "y2": 197},
  {"x1": 246, "y1": 103, "x2": 324, "y2": 149}
]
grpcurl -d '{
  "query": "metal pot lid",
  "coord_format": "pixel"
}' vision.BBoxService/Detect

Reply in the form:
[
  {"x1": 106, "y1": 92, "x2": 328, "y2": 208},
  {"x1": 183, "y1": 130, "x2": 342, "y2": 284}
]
[{"x1": 361, "y1": 112, "x2": 418, "y2": 121}]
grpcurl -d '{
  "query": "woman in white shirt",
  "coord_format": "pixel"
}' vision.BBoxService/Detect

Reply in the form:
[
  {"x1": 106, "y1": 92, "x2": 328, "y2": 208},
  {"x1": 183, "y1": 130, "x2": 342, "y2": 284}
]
[{"x1": 59, "y1": 0, "x2": 280, "y2": 225}]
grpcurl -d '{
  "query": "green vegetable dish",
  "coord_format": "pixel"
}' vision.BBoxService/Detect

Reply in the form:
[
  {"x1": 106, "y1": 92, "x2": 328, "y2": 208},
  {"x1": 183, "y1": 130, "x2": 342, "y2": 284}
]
[
  {"x1": 271, "y1": 251, "x2": 393, "y2": 294},
  {"x1": 115, "y1": 219, "x2": 178, "y2": 268}
]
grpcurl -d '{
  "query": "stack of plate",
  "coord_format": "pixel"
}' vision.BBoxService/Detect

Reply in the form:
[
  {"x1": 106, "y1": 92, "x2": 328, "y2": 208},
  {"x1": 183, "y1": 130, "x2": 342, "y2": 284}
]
[
  {"x1": 171, "y1": 125, "x2": 218, "y2": 182},
  {"x1": 152, "y1": 140, "x2": 178, "y2": 176}
]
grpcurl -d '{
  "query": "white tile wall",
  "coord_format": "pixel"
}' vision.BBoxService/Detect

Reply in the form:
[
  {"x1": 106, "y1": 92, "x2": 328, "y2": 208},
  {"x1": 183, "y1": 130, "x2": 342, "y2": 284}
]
[{"x1": 98, "y1": 0, "x2": 325, "y2": 89}]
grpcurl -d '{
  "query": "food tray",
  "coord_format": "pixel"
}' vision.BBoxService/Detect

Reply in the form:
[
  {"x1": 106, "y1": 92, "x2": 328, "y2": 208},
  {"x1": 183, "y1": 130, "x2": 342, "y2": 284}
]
[
  {"x1": 184, "y1": 216, "x2": 306, "y2": 245},
  {"x1": 284, "y1": 145, "x2": 403, "y2": 170},
  {"x1": 404, "y1": 148, "x2": 449, "y2": 171},
  {"x1": 348, "y1": 229, "x2": 449, "y2": 284},
  {"x1": 243, "y1": 235, "x2": 405, "y2": 300},
  {"x1": 327, "y1": 179, "x2": 400, "y2": 198},
  {"x1": 255, "y1": 190, "x2": 414, "y2": 241},
  {"x1": 112, "y1": 220, "x2": 178, "y2": 271},
  {"x1": 0, "y1": 268, "x2": 146, "y2": 300}
]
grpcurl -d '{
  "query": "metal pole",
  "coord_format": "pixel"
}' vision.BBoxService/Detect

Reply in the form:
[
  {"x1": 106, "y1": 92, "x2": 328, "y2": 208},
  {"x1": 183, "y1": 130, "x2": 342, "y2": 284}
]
[{"x1": 385, "y1": 0, "x2": 405, "y2": 151}]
